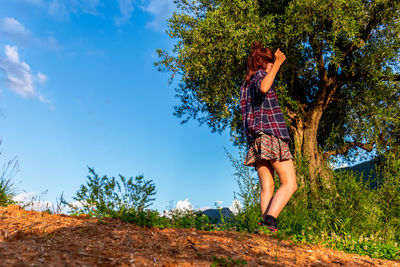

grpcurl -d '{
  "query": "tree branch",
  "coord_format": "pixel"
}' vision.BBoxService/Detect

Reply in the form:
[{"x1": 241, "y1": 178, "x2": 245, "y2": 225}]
[
  {"x1": 307, "y1": 31, "x2": 336, "y2": 119},
  {"x1": 284, "y1": 106, "x2": 298, "y2": 121},
  {"x1": 323, "y1": 141, "x2": 375, "y2": 159},
  {"x1": 314, "y1": 6, "x2": 385, "y2": 113},
  {"x1": 309, "y1": 32, "x2": 328, "y2": 85},
  {"x1": 291, "y1": 67, "x2": 308, "y2": 117},
  {"x1": 381, "y1": 74, "x2": 400, "y2": 81}
]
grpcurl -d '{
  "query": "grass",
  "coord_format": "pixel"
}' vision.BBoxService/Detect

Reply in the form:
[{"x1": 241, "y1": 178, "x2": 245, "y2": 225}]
[{"x1": 210, "y1": 255, "x2": 247, "y2": 267}]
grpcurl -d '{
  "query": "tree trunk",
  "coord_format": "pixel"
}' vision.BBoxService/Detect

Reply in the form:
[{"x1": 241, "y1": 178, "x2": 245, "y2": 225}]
[{"x1": 291, "y1": 109, "x2": 335, "y2": 197}]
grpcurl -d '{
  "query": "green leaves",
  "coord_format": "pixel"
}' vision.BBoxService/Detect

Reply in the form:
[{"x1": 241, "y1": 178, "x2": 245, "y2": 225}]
[
  {"x1": 66, "y1": 167, "x2": 156, "y2": 218},
  {"x1": 156, "y1": 0, "x2": 400, "y2": 156}
]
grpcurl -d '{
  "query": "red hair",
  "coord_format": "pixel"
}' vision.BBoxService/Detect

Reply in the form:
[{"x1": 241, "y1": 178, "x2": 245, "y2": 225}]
[{"x1": 244, "y1": 41, "x2": 275, "y2": 85}]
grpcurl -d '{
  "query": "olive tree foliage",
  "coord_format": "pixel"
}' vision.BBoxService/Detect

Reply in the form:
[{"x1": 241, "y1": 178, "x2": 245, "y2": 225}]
[
  {"x1": 155, "y1": 0, "x2": 400, "y2": 188},
  {"x1": 155, "y1": 0, "x2": 272, "y2": 147}
]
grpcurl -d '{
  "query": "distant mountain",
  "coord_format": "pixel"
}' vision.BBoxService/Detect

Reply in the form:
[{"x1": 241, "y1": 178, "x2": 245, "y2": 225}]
[
  {"x1": 334, "y1": 157, "x2": 382, "y2": 189},
  {"x1": 200, "y1": 207, "x2": 234, "y2": 225}
]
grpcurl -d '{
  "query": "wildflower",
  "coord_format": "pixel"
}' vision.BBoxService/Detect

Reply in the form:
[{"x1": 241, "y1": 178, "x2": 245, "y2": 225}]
[{"x1": 363, "y1": 245, "x2": 368, "y2": 250}]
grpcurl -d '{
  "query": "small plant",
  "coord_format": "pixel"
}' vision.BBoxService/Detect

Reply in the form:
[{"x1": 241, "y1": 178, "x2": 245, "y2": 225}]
[
  {"x1": 14, "y1": 189, "x2": 52, "y2": 212},
  {"x1": 0, "y1": 138, "x2": 20, "y2": 207},
  {"x1": 224, "y1": 147, "x2": 261, "y2": 233},
  {"x1": 210, "y1": 255, "x2": 247, "y2": 266},
  {"x1": 50, "y1": 191, "x2": 68, "y2": 214}
]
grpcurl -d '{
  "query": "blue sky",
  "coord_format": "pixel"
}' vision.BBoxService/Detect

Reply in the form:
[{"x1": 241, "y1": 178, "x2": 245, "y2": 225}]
[
  {"x1": 0, "y1": 0, "x2": 248, "y2": 213},
  {"x1": 0, "y1": 0, "x2": 350, "y2": 214}
]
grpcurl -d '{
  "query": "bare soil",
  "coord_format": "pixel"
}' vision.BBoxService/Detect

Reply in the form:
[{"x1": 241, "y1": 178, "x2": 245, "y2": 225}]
[{"x1": 1, "y1": 204, "x2": 399, "y2": 266}]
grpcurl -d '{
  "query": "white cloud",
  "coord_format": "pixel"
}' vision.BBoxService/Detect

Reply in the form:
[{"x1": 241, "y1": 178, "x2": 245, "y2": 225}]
[
  {"x1": 334, "y1": 162, "x2": 349, "y2": 169},
  {"x1": 48, "y1": 0, "x2": 101, "y2": 19},
  {"x1": 12, "y1": 191, "x2": 75, "y2": 214},
  {"x1": 39, "y1": 35, "x2": 62, "y2": 51},
  {"x1": 0, "y1": 45, "x2": 52, "y2": 107},
  {"x1": 176, "y1": 198, "x2": 193, "y2": 211},
  {"x1": 115, "y1": 0, "x2": 135, "y2": 26},
  {"x1": 229, "y1": 199, "x2": 241, "y2": 215},
  {"x1": 13, "y1": 191, "x2": 37, "y2": 202},
  {"x1": 0, "y1": 17, "x2": 32, "y2": 43},
  {"x1": 1, "y1": 45, "x2": 34, "y2": 97},
  {"x1": 5, "y1": 45, "x2": 20, "y2": 63},
  {"x1": 330, "y1": 161, "x2": 349, "y2": 169},
  {"x1": 20, "y1": 1, "x2": 175, "y2": 31},
  {"x1": 37, "y1": 72, "x2": 48, "y2": 84},
  {"x1": 48, "y1": 0, "x2": 69, "y2": 19},
  {"x1": 141, "y1": 0, "x2": 176, "y2": 31},
  {"x1": 12, "y1": 192, "x2": 53, "y2": 212},
  {"x1": 0, "y1": 17, "x2": 61, "y2": 50},
  {"x1": 214, "y1": 200, "x2": 223, "y2": 207},
  {"x1": 160, "y1": 198, "x2": 193, "y2": 219},
  {"x1": 24, "y1": 0, "x2": 101, "y2": 20}
]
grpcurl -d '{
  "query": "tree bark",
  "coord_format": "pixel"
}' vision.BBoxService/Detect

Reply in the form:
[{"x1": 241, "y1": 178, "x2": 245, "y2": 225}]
[{"x1": 289, "y1": 106, "x2": 336, "y2": 197}]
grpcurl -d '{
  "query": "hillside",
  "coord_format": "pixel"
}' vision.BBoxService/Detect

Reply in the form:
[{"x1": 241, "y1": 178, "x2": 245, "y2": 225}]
[
  {"x1": 1, "y1": 205, "x2": 399, "y2": 266},
  {"x1": 334, "y1": 158, "x2": 380, "y2": 188}
]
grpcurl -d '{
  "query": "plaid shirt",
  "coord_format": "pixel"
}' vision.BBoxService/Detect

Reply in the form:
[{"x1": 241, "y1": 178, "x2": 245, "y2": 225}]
[{"x1": 240, "y1": 69, "x2": 291, "y2": 145}]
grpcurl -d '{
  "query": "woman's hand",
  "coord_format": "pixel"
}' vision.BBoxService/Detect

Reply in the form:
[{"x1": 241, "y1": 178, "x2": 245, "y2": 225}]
[
  {"x1": 259, "y1": 48, "x2": 285, "y2": 94},
  {"x1": 274, "y1": 48, "x2": 286, "y2": 65}
]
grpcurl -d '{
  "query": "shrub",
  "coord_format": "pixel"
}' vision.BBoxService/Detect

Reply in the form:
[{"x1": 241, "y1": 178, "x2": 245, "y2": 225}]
[
  {"x1": 375, "y1": 152, "x2": 400, "y2": 243},
  {"x1": 224, "y1": 147, "x2": 261, "y2": 233},
  {"x1": 63, "y1": 167, "x2": 156, "y2": 219},
  {"x1": 224, "y1": 145, "x2": 400, "y2": 260}
]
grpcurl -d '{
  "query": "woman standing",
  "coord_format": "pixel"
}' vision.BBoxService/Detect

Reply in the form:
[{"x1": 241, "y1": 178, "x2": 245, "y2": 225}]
[{"x1": 239, "y1": 41, "x2": 298, "y2": 233}]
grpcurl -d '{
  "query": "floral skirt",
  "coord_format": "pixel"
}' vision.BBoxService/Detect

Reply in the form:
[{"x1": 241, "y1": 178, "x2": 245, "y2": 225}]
[{"x1": 244, "y1": 132, "x2": 294, "y2": 168}]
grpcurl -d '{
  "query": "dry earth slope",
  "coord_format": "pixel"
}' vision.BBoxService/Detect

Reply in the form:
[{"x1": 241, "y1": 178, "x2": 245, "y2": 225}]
[{"x1": 1, "y1": 204, "x2": 399, "y2": 266}]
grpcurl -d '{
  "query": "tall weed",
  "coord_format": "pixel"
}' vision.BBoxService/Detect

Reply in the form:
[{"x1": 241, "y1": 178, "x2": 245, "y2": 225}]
[{"x1": 0, "y1": 139, "x2": 19, "y2": 207}]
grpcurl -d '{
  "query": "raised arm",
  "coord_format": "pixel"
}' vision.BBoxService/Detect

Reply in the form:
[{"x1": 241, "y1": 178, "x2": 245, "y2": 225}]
[{"x1": 259, "y1": 48, "x2": 286, "y2": 94}]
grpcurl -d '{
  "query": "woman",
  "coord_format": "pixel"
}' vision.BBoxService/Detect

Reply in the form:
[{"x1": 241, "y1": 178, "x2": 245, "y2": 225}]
[{"x1": 239, "y1": 41, "x2": 298, "y2": 232}]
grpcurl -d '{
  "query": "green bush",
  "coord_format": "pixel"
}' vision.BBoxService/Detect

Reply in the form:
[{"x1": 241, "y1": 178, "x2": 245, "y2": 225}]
[
  {"x1": 375, "y1": 153, "x2": 400, "y2": 243},
  {"x1": 63, "y1": 166, "x2": 156, "y2": 219},
  {"x1": 224, "y1": 146, "x2": 400, "y2": 261}
]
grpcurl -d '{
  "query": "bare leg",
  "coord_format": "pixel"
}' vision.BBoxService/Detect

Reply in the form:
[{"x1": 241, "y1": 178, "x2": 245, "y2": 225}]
[
  {"x1": 255, "y1": 159, "x2": 275, "y2": 220},
  {"x1": 266, "y1": 158, "x2": 297, "y2": 218}
]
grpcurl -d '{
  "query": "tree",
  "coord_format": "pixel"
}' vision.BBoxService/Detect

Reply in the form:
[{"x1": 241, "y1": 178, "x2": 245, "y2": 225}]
[{"x1": 155, "y1": 0, "x2": 400, "y2": 195}]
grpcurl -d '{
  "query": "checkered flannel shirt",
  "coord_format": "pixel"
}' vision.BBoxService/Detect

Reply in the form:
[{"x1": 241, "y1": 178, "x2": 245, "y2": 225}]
[{"x1": 240, "y1": 69, "x2": 292, "y2": 145}]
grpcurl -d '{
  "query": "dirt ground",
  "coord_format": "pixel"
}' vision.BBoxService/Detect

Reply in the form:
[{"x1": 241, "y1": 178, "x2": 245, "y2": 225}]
[{"x1": 1, "y1": 204, "x2": 399, "y2": 267}]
